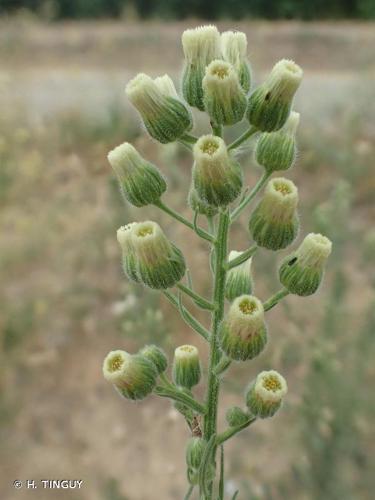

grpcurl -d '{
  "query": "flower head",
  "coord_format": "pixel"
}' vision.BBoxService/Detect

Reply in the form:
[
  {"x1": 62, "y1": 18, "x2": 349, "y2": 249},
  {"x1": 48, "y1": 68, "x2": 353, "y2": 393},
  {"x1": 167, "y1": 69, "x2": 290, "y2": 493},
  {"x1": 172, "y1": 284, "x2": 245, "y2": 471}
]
[
  {"x1": 246, "y1": 370, "x2": 288, "y2": 418},
  {"x1": 249, "y1": 177, "x2": 299, "y2": 250},
  {"x1": 221, "y1": 30, "x2": 251, "y2": 92},
  {"x1": 173, "y1": 344, "x2": 202, "y2": 389},
  {"x1": 279, "y1": 233, "x2": 332, "y2": 296},
  {"x1": 103, "y1": 350, "x2": 157, "y2": 400},
  {"x1": 220, "y1": 295, "x2": 267, "y2": 361},
  {"x1": 108, "y1": 142, "x2": 166, "y2": 206},
  {"x1": 126, "y1": 73, "x2": 192, "y2": 143},
  {"x1": 193, "y1": 135, "x2": 242, "y2": 207},
  {"x1": 247, "y1": 59, "x2": 303, "y2": 131},
  {"x1": 182, "y1": 25, "x2": 221, "y2": 110},
  {"x1": 203, "y1": 60, "x2": 247, "y2": 125}
]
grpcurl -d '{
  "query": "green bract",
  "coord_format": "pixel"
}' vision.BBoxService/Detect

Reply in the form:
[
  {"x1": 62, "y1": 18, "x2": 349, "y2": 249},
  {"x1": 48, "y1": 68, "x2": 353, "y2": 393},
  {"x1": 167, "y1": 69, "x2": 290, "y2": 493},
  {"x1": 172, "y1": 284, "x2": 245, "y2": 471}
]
[
  {"x1": 182, "y1": 25, "x2": 221, "y2": 111},
  {"x1": 255, "y1": 111, "x2": 300, "y2": 173},
  {"x1": 172, "y1": 345, "x2": 201, "y2": 389}
]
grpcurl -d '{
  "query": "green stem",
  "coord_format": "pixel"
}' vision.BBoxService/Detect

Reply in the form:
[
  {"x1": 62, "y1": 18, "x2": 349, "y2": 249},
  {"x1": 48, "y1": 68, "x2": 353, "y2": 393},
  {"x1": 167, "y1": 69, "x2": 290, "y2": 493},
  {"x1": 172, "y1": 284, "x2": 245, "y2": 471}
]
[
  {"x1": 181, "y1": 132, "x2": 198, "y2": 144},
  {"x1": 226, "y1": 244, "x2": 258, "y2": 270},
  {"x1": 177, "y1": 283, "x2": 216, "y2": 311},
  {"x1": 154, "y1": 199, "x2": 215, "y2": 243},
  {"x1": 263, "y1": 288, "x2": 290, "y2": 312},
  {"x1": 184, "y1": 485, "x2": 194, "y2": 500},
  {"x1": 211, "y1": 122, "x2": 222, "y2": 137},
  {"x1": 154, "y1": 385, "x2": 206, "y2": 415},
  {"x1": 177, "y1": 138, "x2": 193, "y2": 151},
  {"x1": 216, "y1": 416, "x2": 257, "y2": 446},
  {"x1": 162, "y1": 291, "x2": 210, "y2": 341},
  {"x1": 202, "y1": 209, "x2": 230, "y2": 499},
  {"x1": 227, "y1": 125, "x2": 258, "y2": 151},
  {"x1": 230, "y1": 172, "x2": 271, "y2": 223},
  {"x1": 213, "y1": 356, "x2": 232, "y2": 377}
]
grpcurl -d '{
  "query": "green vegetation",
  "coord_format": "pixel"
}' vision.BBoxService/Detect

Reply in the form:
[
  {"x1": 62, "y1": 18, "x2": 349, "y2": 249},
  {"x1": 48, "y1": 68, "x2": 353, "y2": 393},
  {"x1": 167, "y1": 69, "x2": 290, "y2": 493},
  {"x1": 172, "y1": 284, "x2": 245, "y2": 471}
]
[{"x1": 1, "y1": 0, "x2": 375, "y2": 20}]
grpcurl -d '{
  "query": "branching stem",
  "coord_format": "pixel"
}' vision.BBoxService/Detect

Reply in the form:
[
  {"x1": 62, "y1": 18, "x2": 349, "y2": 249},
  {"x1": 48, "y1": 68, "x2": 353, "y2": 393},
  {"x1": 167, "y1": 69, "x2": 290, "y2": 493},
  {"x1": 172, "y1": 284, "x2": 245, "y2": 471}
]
[
  {"x1": 177, "y1": 283, "x2": 216, "y2": 311},
  {"x1": 216, "y1": 416, "x2": 257, "y2": 445},
  {"x1": 263, "y1": 288, "x2": 290, "y2": 311},
  {"x1": 155, "y1": 384, "x2": 206, "y2": 415},
  {"x1": 154, "y1": 199, "x2": 215, "y2": 243},
  {"x1": 203, "y1": 209, "x2": 230, "y2": 499},
  {"x1": 181, "y1": 132, "x2": 198, "y2": 144},
  {"x1": 230, "y1": 172, "x2": 271, "y2": 222},
  {"x1": 226, "y1": 244, "x2": 258, "y2": 270},
  {"x1": 162, "y1": 290, "x2": 210, "y2": 341},
  {"x1": 227, "y1": 125, "x2": 258, "y2": 151}
]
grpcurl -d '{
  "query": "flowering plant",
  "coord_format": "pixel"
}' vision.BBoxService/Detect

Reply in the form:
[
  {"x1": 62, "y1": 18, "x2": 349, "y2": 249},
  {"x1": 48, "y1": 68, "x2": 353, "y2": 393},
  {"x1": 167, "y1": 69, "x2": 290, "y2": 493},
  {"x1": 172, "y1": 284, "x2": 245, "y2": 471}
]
[{"x1": 103, "y1": 25, "x2": 331, "y2": 499}]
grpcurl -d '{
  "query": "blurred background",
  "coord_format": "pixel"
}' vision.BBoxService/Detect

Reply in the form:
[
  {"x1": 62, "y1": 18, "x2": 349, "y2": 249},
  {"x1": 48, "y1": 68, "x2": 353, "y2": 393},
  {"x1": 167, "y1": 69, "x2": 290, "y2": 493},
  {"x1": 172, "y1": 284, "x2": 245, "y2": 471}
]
[{"x1": 0, "y1": 1, "x2": 374, "y2": 499}]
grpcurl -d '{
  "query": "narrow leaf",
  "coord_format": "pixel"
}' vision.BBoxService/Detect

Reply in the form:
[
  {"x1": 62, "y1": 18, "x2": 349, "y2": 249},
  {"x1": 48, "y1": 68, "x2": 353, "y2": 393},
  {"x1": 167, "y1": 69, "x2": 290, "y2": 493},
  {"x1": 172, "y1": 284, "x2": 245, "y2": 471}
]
[
  {"x1": 198, "y1": 434, "x2": 216, "y2": 498},
  {"x1": 217, "y1": 445, "x2": 224, "y2": 500}
]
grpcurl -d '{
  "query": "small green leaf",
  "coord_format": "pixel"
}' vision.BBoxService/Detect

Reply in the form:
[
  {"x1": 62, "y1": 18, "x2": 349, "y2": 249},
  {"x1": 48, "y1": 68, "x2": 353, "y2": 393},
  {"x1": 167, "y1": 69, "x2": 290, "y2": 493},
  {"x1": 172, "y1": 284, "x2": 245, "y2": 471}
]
[
  {"x1": 217, "y1": 445, "x2": 224, "y2": 500},
  {"x1": 198, "y1": 434, "x2": 216, "y2": 497}
]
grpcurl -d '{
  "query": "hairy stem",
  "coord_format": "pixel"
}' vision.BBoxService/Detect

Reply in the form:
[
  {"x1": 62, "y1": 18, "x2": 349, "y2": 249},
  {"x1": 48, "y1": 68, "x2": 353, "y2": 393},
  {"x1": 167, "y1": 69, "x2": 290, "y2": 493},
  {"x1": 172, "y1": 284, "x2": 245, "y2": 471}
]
[
  {"x1": 202, "y1": 209, "x2": 230, "y2": 499},
  {"x1": 226, "y1": 244, "x2": 258, "y2": 270},
  {"x1": 177, "y1": 283, "x2": 216, "y2": 311},
  {"x1": 162, "y1": 291, "x2": 210, "y2": 341},
  {"x1": 213, "y1": 356, "x2": 232, "y2": 377},
  {"x1": 181, "y1": 132, "x2": 199, "y2": 144},
  {"x1": 227, "y1": 125, "x2": 258, "y2": 151},
  {"x1": 230, "y1": 172, "x2": 271, "y2": 222},
  {"x1": 154, "y1": 385, "x2": 206, "y2": 415},
  {"x1": 211, "y1": 122, "x2": 222, "y2": 137},
  {"x1": 154, "y1": 199, "x2": 214, "y2": 243},
  {"x1": 216, "y1": 416, "x2": 257, "y2": 445},
  {"x1": 184, "y1": 485, "x2": 194, "y2": 500},
  {"x1": 263, "y1": 288, "x2": 290, "y2": 311}
]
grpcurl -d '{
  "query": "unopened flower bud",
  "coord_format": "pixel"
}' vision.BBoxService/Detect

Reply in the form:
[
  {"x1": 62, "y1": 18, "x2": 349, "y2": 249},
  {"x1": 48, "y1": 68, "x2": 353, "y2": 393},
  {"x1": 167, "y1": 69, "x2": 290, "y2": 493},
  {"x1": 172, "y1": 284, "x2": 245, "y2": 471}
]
[
  {"x1": 225, "y1": 251, "x2": 253, "y2": 301},
  {"x1": 247, "y1": 59, "x2": 303, "y2": 131},
  {"x1": 108, "y1": 142, "x2": 166, "y2": 207},
  {"x1": 193, "y1": 135, "x2": 242, "y2": 207},
  {"x1": 172, "y1": 345, "x2": 201, "y2": 389},
  {"x1": 131, "y1": 221, "x2": 186, "y2": 289},
  {"x1": 219, "y1": 295, "x2": 267, "y2": 361},
  {"x1": 221, "y1": 30, "x2": 251, "y2": 93},
  {"x1": 226, "y1": 406, "x2": 249, "y2": 427},
  {"x1": 202, "y1": 60, "x2": 247, "y2": 125},
  {"x1": 186, "y1": 437, "x2": 205, "y2": 470},
  {"x1": 182, "y1": 25, "x2": 221, "y2": 111},
  {"x1": 246, "y1": 370, "x2": 287, "y2": 418},
  {"x1": 188, "y1": 184, "x2": 218, "y2": 217},
  {"x1": 255, "y1": 111, "x2": 300, "y2": 173},
  {"x1": 103, "y1": 350, "x2": 157, "y2": 400},
  {"x1": 186, "y1": 437, "x2": 215, "y2": 485},
  {"x1": 117, "y1": 223, "x2": 140, "y2": 282},
  {"x1": 139, "y1": 344, "x2": 168, "y2": 374},
  {"x1": 279, "y1": 233, "x2": 332, "y2": 296},
  {"x1": 126, "y1": 73, "x2": 192, "y2": 144},
  {"x1": 249, "y1": 178, "x2": 299, "y2": 250}
]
